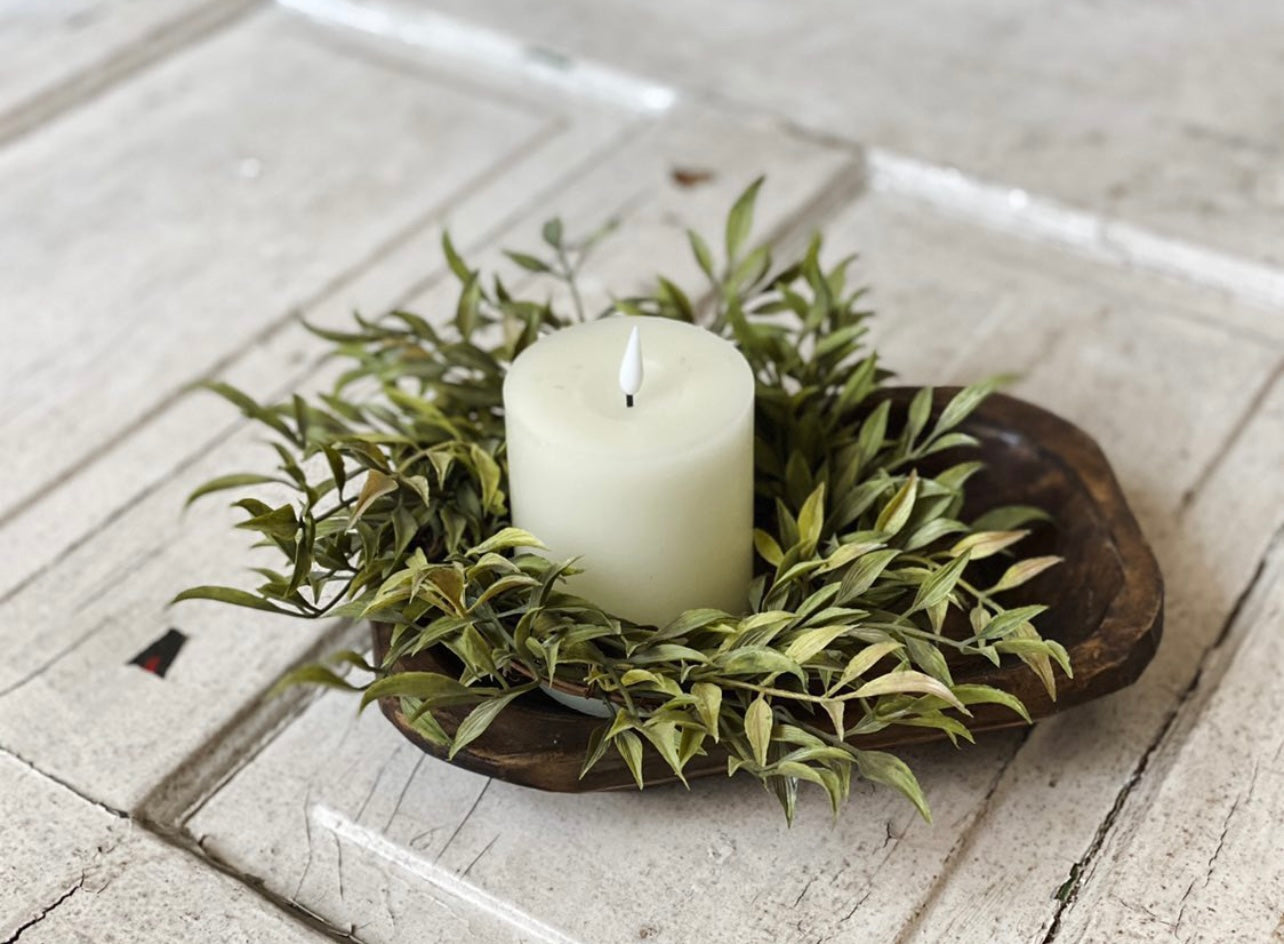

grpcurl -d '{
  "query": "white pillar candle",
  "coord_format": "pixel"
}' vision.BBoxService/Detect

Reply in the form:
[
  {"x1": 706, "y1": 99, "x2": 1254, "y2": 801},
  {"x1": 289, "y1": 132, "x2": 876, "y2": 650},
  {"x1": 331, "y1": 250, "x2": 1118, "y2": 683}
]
[{"x1": 503, "y1": 316, "x2": 755, "y2": 627}]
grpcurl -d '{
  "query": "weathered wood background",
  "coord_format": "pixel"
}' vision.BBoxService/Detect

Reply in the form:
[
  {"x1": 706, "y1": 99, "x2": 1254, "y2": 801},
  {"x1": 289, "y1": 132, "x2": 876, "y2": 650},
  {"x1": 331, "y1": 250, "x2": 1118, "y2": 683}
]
[{"x1": 1, "y1": 2, "x2": 1280, "y2": 942}]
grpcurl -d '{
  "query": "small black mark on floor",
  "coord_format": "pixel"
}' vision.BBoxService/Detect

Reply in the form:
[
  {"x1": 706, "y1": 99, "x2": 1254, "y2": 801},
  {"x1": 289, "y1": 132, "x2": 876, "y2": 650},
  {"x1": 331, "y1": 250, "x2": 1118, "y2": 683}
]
[{"x1": 128, "y1": 628, "x2": 187, "y2": 678}]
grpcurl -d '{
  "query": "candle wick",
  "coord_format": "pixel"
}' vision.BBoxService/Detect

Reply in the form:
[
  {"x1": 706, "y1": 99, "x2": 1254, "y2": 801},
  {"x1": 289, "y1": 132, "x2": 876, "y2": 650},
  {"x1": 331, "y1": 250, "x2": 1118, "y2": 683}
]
[{"x1": 626, "y1": 394, "x2": 634, "y2": 408}]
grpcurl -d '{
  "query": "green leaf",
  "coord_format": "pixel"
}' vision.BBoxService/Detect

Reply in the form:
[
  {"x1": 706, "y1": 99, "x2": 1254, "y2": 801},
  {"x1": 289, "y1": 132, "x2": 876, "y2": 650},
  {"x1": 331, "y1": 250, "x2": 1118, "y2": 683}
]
[
  {"x1": 951, "y1": 684, "x2": 1031, "y2": 723},
  {"x1": 654, "y1": 608, "x2": 732, "y2": 641},
  {"x1": 745, "y1": 695, "x2": 773, "y2": 766},
  {"x1": 972, "y1": 505, "x2": 1052, "y2": 532},
  {"x1": 820, "y1": 699, "x2": 845, "y2": 738},
  {"x1": 468, "y1": 445, "x2": 504, "y2": 513},
  {"x1": 976, "y1": 605, "x2": 1049, "y2": 640},
  {"x1": 875, "y1": 471, "x2": 917, "y2": 536},
  {"x1": 455, "y1": 272, "x2": 482, "y2": 339},
  {"x1": 852, "y1": 670, "x2": 963, "y2": 711},
  {"x1": 441, "y1": 230, "x2": 473, "y2": 282},
  {"x1": 359, "y1": 672, "x2": 477, "y2": 711},
  {"x1": 910, "y1": 551, "x2": 971, "y2": 614},
  {"x1": 835, "y1": 640, "x2": 903, "y2": 689},
  {"x1": 931, "y1": 376, "x2": 1012, "y2": 436},
  {"x1": 688, "y1": 229, "x2": 716, "y2": 281},
  {"x1": 580, "y1": 725, "x2": 613, "y2": 778},
  {"x1": 716, "y1": 647, "x2": 805, "y2": 683},
  {"x1": 837, "y1": 549, "x2": 900, "y2": 604},
  {"x1": 904, "y1": 386, "x2": 933, "y2": 449},
  {"x1": 449, "y1": 685, "x2": 534, "y2": 759},
  {"x1": 200, "y1": 381, "x2": 297, "y2": 443},
  {"x1": 171, "y1": 586, "x2": 296, "y2": 614},
  {"x1": 754, "y1": 529, "x2": 784, "y2": 567},
  {"x1": 796, "y1": 483, "x2": 826, "y2": 553},
  {"x1": 615, "y1": 730, "x2": 645, "y2": 789},
  {"x1": 350, "y1": 469, "x2": 398, "y2": 526},
  {"x1": 818, "y1": 539, "x2": 884, "y2": 574},
  {"x1": 724, "y1": 176, "x2": 764, "y2": 263},
  {"x1": 950, "y1": 530, "x2": 1029, "y2": 560},
  {"x1": 691, "y1": 682, "x2": 723, "y2": 740},
  {"x1": 640, "y1": 720, "x2": 686, "y2": 783},
  {"x1": 186, "y1": 473, "x2": 284, "y2": 506},
  {"x1": 268, "y1": 663, "x2": 361, "y2": 698},
  {"x1": 505, "y1": 250, "x2": 551, "y2": 273},
  {"x1": 784, "y1": 625, "x2": 849, "y2": 664},
  {"x1": 991, "y1": 556, "x2": 1063, "y2": 593},
  {"x1": 468, "y1": 528, "x2": 546, "y2": 556},
  {"x1": 542, "y1": 217, "x2": 564, "y2": 248},
  {"x1": 855, "y1": 749, "x2": 931, "y2": 822}
]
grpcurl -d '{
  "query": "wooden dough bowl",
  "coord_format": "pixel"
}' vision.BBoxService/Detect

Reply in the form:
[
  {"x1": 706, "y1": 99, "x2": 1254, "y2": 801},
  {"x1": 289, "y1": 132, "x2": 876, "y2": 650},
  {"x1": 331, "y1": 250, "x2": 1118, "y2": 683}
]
[{"x1": 374, "y1": 388, "x2": 1163, "y2": 791}]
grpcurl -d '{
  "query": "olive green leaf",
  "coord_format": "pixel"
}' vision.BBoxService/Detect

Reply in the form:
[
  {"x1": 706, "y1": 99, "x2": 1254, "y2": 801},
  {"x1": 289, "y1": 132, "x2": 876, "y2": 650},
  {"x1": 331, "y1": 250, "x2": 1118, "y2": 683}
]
[
  {"x1": 746, "y1": 695, "x2": 773, "y2": 766},
  {"x1": 449, "y1": 684, "x2": 536, "y2": 759}
]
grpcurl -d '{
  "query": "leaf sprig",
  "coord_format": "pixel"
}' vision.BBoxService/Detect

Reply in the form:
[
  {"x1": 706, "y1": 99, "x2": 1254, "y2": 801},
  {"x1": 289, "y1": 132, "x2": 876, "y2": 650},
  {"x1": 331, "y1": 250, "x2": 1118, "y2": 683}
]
[{"x1": 178, "y1": 180, "x2": 1069, "y2": 823}]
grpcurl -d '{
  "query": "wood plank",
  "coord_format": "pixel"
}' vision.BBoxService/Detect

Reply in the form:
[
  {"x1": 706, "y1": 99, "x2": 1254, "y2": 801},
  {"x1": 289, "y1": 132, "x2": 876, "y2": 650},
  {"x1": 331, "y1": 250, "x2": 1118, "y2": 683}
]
[
  {"x1": 192, "y1": 691, "x2": 1017, "y2": 944},
  {"x1": 403, "y1": 0, "x2": 1284, "y2": 271},
  {"x1": 893, "y1": 377, "x2": 1284, "y2": 940},
  {"x1": 1050, "y1": 383, "x2": 1284, "y2": 944},
  {"x1": 185, "y1": 187, "x2": 1278, "y2": 943},
  {"x1": 0, "y1": 0, "x2": 255, "y2": 142},
  {"x1": 0, "y1": 750, "x2": 129, "y2": 935},
  {"x1": 0, "y1": 751, "x2": 331, "y2": 942},
  {"x1": 0, "y1": 5, "x2": 548, "y2": 525}
]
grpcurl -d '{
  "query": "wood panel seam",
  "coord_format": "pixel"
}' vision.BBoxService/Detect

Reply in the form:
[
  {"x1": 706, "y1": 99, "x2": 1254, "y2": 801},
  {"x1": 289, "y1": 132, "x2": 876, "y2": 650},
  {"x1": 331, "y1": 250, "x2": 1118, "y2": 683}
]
[
  {"x1": 0, "y1": 0, "x2": 263, "y2": 149},
  {"x1": 1179, "y1": 358, "x2": 1284, "y2": 515},
  {"x1": 1039, "y1": 525, "x2": 1284, "y2": 943}
]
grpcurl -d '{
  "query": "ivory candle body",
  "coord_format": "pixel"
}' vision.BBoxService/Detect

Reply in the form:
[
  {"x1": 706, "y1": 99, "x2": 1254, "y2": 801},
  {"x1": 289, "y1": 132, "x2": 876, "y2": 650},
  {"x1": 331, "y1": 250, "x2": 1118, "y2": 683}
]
[{"x1": 503, "y1": 316, "x2": 755, "y2": 627}]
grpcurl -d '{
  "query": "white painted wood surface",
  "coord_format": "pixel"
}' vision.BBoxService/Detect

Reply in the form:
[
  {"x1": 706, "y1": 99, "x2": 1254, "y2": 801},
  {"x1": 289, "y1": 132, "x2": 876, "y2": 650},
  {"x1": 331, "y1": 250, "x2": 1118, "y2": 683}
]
[
  {"x1": 0, "y1": 751, "x2": 329, "y2": 942},
  {"x1": 1, "y1": 1, "x2": 1283, "y2": 942},
  {"x1": 401, "y1": 0, "x2": 1284, "y2": 270},
  {"x1": 0, "y1": 5, "x2": 548, "y2": 523},
  {"x1": 0, "y1": 0, "x2": 256, "y2": 142},
  {"x1": 1063, "y1": 562, "x2": 1284, "y2": 944}
]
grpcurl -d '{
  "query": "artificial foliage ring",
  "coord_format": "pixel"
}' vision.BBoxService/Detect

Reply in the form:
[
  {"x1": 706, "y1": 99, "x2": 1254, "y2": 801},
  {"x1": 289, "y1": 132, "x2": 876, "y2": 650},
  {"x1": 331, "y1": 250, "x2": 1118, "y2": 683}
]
[{"x1": 178, "y1": 181, "x2": 1068, "y2": 822}]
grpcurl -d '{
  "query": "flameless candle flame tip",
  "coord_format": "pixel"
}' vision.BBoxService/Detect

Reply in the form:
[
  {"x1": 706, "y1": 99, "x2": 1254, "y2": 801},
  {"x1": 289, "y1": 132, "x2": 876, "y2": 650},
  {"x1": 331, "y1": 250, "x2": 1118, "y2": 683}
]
[{"x1": 619, "y1": 324, "x2": 643, "y2": 408}]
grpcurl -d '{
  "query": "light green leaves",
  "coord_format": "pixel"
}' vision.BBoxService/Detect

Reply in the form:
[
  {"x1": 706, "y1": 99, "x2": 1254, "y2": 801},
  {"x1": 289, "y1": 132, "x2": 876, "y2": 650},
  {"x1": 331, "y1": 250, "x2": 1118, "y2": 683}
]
[
  {"x1": 468, "y1": 528, "x2": 546, "y2": 556},
  {"x1": 950, "y1": 529, "x2": 1029, "y2": 560},
  {"x1": 448, "y1": 685, "x2": 535, "y2": 759},
  {"x1": 615, "y1": 730, "x2": 645, "y2": 789},
  {"x1": 359, "y1": 672, "x2": 477, "y2": 711},
  {"x1": 909, "y1": 551, "x2": 971, "y2": 614},
  {"x1": 875, "y1": 470, "x2": 918, "y2": 536},
  {"x1": 171, "y1": 585, "x2": 296, "y2": 614},
  {"x1": 855, "y1": 750, "x2": 931, "y2": 822},
  {"x1": 835, "y1": 641, "x2": 903, "y2": 690},
  {"x1": 796, "y1": 483, "x2": 826, "y2": 555},
  {"x1": 351, "y1": 469, "x2": 398, "y2": 526},
  {"x1": 991, "y1": 556, "x2": 1063, "y2": 593},
  {"x1": 745, "y1": 696, "x2": 773, "y2": 766},
  {"x1": 691, "y1": 682, "x2": 723, "y2": 740},
  {"x1": 186, "y1": 473, "x2": 285, "y2": 506},
  {"x1": 269, "y1": 664, "x2": 362, "y2": 698},
  {"x1": 724, "y1": 176, "x2": 765, "y2": 264},
  {"x1": 852, "y1": 669, "x2": 964, "y2": 711},
  {"x1": 837, "y1": 548, "x2": 900, "y2": 604},
  {"x1": 176, "y1": 177, "x2": 1067, "y2": 827}
]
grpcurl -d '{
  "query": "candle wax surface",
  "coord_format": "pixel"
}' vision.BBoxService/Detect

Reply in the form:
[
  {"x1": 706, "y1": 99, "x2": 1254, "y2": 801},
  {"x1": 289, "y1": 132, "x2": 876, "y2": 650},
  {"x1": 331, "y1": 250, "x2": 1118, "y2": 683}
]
[{"x1": 502, "y1": 316, "x2": 755, "y2": 627}]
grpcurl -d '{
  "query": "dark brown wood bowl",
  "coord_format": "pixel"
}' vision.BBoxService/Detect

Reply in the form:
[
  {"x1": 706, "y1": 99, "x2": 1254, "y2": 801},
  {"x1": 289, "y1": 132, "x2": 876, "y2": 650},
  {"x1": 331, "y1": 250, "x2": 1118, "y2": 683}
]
[{"x1": 373, "y1": 388, "x2": 1163, "y2": 791}]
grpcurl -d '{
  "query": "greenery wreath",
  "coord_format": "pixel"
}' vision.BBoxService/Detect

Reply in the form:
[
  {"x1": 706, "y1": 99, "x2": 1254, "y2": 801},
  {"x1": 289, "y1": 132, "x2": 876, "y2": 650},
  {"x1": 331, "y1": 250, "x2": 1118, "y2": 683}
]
[{"x1": 177, "y1": 180, "x2": 1069, "y2": 822}]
